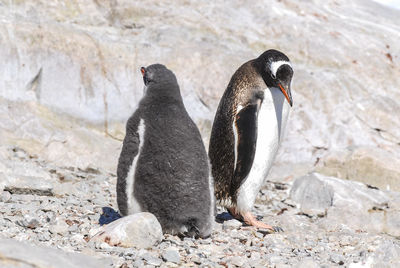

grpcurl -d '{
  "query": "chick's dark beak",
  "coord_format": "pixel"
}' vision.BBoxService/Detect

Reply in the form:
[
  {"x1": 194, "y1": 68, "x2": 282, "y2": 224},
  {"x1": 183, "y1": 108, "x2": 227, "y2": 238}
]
[
  {"x1": 278, "y1": 83, "x2": 293, "y2": 107},
  {"x1": 141, "y1": 67, "x2": 148, "y2": 86}
]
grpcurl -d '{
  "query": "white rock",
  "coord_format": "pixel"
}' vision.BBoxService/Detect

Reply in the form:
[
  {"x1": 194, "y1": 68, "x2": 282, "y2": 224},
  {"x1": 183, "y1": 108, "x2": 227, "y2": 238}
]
[
  {"x1": 229, "y1": 255, "x2": 246, "y2": 267},
  {"x1": 0, "y1": 191, "x2": 11, "y2": 202},
  {"x1": 90, "y1": 212, "x2": 163, "y2": 248},
  {"x1": 296, "y1": 258, "x2": 319, "y2": 268},
  {"x1": 49, "y1": 218, "x2": 69, "y2": 235},
  {"x1": 142, "y1": 253, "x2": 163, "y2": 266},
  {"x1": 250, "y1": 251, "x2": 261, "y2": 261},
  {"x1": 222, "y1": 219, "x2": 243, "y2": 230},
  {"x1": 89, "y1": 226, "x2": 103, "y2": 237}
]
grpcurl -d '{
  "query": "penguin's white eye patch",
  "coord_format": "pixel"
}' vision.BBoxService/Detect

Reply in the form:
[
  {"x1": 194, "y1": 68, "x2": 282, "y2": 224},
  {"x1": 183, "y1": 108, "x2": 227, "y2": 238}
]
[{"x1": 270, "y1": 61, "x2": 292, "y2": 78}]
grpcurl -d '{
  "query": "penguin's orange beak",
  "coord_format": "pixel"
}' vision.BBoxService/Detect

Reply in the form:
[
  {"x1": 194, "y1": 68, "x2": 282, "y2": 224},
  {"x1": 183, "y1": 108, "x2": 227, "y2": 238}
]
[{"x1": 278, "y1": 83, "x2": 293, "y2": 107}]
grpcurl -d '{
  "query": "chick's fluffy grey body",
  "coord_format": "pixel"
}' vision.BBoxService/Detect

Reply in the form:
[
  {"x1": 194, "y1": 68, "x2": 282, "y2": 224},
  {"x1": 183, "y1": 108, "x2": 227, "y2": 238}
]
[{"x1": 117, "y1": 64, "x2": 214, "y2": 238}]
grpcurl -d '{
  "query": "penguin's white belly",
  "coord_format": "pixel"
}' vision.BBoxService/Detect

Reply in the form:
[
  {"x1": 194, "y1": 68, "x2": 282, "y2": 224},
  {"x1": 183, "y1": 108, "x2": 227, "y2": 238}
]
[
  {"x1": 236, "y1": 88, "x2": 290, "y2": 213},
  {"x1": 126, "y1": 118, "x2": 145, "y2": 215}
]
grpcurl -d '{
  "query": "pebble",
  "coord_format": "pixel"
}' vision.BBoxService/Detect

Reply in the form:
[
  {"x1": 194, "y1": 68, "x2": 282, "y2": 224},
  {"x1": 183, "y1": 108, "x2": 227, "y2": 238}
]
[
  {"x1": 161, "y1": 247, "x2": 181, "y2": 264},
  {"x1": 229, "y1": 255, "x2": 246, "y2": 267},
  {"x1": 16, "y1": 216, "x2": 40, "y2": 229},
  {"x1": 328, "y1": 235, "x2": 338, "y2": 243},
  {"x1": 188, "y1": 254, "x2": 202, "y2": 264},
  {"x1": 142, "y1": 253, "x2": 163, "y2": 266},
  {"x1": 68, "y1": 224, "x2": 79, "y2": 233},
  {"x1": 97, "y1": 242, "x2": 113, "y2": 249},
  {"x1": 1, "y1": 191, "x2": 12, "y2": 202},
  {"x1": 274, "y1": 263, "x2": 291, "y2": 268},
  {"x1": 49, "y1": 219, "x2": 69, "y2": 235},
  {"x1": 132, "y1": 259, "x2": 145, "y2": 267},
  {"x1": 250, "y1": 251, "x2": 261, "y2": 261},
  {"x1": 37, "y1": 231, "x2": 51, "y2": 241},
  {"x1": 330, "y1": 253, "x2": 345, "y2": 265},
  {"x1": 296, "y1": 258, "x2": 319, "y2": 268},
  {"x1": 269, "y1": 255, "x2": 285, "y2": 264},
  {"x1": 222, "y1": 219, "x2": 242, "y2": 230}
]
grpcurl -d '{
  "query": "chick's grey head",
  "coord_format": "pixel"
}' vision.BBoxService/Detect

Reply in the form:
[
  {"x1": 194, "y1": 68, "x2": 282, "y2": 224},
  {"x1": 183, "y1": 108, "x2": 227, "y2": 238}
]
[
  {"x1": 257, "y1": 49, "x2": 294, "y2": 106},
  {"x1": 140, "y1": 64, "x2": 181, "y2": 99},
  {"x1": 141, "y1": 64, "x2": 178, "y2": 86}
]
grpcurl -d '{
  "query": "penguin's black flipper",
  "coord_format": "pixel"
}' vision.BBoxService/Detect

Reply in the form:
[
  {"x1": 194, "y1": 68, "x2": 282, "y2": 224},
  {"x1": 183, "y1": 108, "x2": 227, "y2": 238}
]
[
  {"x1": 116, "y1": 115, "x2": 141, "y2": 216},
  {"x1": 230, "y1": 100, "x2": 260, "y2": 195}
]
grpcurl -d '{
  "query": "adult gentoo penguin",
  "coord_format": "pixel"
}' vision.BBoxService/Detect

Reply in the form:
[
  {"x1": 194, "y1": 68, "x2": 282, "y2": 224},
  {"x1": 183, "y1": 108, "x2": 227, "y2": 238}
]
[
  {"x1": 209, "y1": 49, "x2": 293, "y2": 231},
  {"x1": 117, "y1": 64, "x2": 214, "y2": 238}
]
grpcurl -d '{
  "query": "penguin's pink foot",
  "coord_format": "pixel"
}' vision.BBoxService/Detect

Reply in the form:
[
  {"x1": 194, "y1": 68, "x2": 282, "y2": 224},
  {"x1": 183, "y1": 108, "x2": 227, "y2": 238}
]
[{"x1": 228, "y1": 208, "x2": 283, "y2": 232}]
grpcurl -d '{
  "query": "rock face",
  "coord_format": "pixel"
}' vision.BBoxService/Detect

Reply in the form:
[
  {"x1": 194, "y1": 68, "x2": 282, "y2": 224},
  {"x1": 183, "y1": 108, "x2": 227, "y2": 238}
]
[
  {"x1": 90, "y1": 212, "x2": 163, "y2": 248},
  {"x1": 290, "y1": 173, "x2": 400, "y2": 237},
  {"x1": 316, "y1": 147, "x2": 400, "y2": 191},
  {"x1": 0, "y1": 0, "x2": 399, "y2": 179},
  {"x1": 0, "y1": 238, "x2": 107, "y2": 268}
]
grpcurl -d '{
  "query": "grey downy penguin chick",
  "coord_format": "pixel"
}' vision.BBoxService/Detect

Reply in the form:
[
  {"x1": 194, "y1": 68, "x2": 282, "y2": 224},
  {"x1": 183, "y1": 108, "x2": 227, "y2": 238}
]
[
  {"x1": 209, "y1": 50, "x2": 293, "y2": 231},
  {"x1": 117, "y1": 64, "x2": 214, "y2": 238}
]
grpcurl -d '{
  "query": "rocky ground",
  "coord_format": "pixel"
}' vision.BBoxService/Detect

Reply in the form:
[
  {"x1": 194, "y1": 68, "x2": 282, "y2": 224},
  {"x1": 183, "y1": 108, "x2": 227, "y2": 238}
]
[
  {"x1": 1, "y1": 145, "x2": 399, "y2": 267},
  {"x1": 1, "y1": 0, "x2": 400, "y2": 186}
]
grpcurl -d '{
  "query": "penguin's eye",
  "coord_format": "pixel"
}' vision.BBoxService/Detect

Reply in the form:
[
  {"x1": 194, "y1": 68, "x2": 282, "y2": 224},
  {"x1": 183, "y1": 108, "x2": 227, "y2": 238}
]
[
  {"x1": 276, "y1": 65, "x2": 293, "y2": 82},
  {"x1": 270, "y1": 61, "x2": 292, "y2": 80}
]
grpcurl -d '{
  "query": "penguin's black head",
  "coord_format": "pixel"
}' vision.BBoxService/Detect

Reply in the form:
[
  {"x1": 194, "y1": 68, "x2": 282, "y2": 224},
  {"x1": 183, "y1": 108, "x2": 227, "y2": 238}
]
[{"x1": 257, "y1": 49, "x2": 294, "y2": 106}]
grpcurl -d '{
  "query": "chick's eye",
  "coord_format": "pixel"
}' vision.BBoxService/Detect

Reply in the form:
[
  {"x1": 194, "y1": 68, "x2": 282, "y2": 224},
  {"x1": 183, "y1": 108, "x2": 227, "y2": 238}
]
[{"x1": 142, "y1": 73, "x2": 149, "y2": 85}]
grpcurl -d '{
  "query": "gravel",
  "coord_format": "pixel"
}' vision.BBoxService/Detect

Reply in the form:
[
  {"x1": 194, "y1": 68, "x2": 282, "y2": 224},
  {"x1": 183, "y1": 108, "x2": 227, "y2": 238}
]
[{"x1": 1, "y1": 146, "x2": 400, "y2": 267}]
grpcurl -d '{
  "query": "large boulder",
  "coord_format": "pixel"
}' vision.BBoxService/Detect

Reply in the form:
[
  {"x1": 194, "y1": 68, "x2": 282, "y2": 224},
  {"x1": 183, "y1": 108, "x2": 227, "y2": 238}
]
[
  {"x1": 290, "y1": 174, "x2": 334, "y2": 216},
  {"x1": 290, "y1": 173, "x2": 400, "y2": 236},
  {"x1": 316, "y1": 147, "x2": 400, "y2": 192},
  {"x1": 0, "y1": 238, "x2": 110, "y2": 268}
]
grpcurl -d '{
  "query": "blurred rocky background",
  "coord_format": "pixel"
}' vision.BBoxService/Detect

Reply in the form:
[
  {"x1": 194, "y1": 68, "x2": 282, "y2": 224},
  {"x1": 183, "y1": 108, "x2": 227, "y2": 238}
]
[{"x1": 1, "y1": 0, "x2": 400, "y2": 267}]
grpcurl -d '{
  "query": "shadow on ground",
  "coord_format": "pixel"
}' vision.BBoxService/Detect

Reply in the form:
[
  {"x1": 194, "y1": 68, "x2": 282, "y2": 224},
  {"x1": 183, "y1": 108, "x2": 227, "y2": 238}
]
[
  {"x1": 215, "y1": 211, "x2": 263, "y2": 223},
  {"x1": 215, "y1": 212, "x2": 235, "y2": 223},
  {"x1": 99, "y1": 207, "x2": 121, "y2": 226}
]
